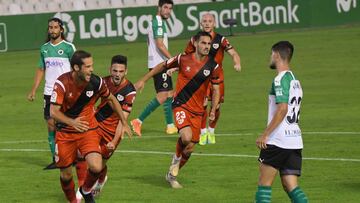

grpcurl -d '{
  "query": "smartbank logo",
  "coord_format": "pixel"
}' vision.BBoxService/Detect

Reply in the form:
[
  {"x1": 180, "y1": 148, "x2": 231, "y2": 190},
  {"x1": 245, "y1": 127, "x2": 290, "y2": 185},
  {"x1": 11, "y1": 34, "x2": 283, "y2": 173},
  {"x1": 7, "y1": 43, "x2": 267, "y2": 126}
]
[{"x1": 54, "y1": 10, "x2": 183, "y2": 43}]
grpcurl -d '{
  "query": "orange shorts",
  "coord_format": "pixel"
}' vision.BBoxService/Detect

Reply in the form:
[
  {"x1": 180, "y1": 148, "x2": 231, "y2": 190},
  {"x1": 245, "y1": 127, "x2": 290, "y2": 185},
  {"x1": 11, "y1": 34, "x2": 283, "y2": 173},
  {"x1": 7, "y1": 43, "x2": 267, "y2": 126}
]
[
  {"x1": 173, "y1": 107, "x2": 202, "y2": 143},
  {"x1": 97, "y1": 127, "x2": 122, "y2": 160},
  {"x1": 55, "y1": 130, "x2": 101, "y2": 168},
  {"x1": 207, "y1": 82, "x2": 224, "y2": 103}
]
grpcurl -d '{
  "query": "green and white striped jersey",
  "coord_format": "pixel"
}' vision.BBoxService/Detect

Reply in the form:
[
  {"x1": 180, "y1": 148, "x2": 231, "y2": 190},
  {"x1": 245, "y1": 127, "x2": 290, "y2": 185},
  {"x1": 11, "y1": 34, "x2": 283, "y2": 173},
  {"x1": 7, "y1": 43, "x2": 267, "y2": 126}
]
[
  {"x1": 267, "y1": 70, "x2": 303, "y2": 149},
  {"x1": 148, "y1": 15, "x2": 168, "y2": 69},
  {"x1": 38, "y1": 40, "x2": 76, "y2": 95}
]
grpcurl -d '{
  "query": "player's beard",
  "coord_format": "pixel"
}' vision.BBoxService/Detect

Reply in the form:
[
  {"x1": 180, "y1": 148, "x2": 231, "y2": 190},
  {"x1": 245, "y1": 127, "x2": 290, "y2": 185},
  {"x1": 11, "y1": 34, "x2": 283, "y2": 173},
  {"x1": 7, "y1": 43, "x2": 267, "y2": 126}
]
[
  {"x1": 269, "y1": 61, "x2": 276, "y2": 69},
  {"x1": 49, "y1": 32, "x2": 61, "y2": 41}
]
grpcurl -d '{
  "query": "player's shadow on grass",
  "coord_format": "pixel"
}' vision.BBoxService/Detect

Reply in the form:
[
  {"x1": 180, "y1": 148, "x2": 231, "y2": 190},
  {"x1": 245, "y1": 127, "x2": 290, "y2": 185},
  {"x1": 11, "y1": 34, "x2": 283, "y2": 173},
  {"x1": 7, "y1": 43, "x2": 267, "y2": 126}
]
[{"x1": 127, "y1": 174, "x2": 170, "y2": 188}]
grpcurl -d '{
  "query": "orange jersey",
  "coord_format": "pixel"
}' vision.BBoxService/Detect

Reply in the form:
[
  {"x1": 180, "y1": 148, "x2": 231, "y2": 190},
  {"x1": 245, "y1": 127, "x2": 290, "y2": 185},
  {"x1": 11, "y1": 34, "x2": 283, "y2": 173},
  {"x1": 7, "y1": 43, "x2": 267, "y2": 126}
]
[
  {"x1": 95, "y1": 77, "x2": 136, "y2": 138},
  {"x1": 165, "y1": 53, "x2": 221, "y2": 114},
  {"x1": 51, "y1": 72, "x2": 110, "y2": 133},
  {"x1": 184, "y1": 32, "x2": 232, "y2": 82}
]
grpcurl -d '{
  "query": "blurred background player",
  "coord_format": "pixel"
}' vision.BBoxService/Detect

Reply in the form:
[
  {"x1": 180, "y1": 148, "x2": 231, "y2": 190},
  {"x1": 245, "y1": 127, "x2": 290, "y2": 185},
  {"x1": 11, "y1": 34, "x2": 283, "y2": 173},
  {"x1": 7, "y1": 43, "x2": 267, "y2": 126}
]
[
  {"x1": 91, "y1": 55, "x2": 136, "y2": 196},
  {"x1": 130, "y1": 0, "x2": 177, "y2": 136},
  {"x1": 50, "y1": 50, "x2": 132, "y2": 203},
  {"x1": 135, "y1": 32, "x2": 221, "y2": 188},
  {"x1": 27, "y1": 17, "x2": 77, "y2": 169},
  {"x1": 255, "y1": 41, "x2": 308, "y2": 203},
  {"x1": 184, "y1": 13, "x2": 241, "y2": 145}
]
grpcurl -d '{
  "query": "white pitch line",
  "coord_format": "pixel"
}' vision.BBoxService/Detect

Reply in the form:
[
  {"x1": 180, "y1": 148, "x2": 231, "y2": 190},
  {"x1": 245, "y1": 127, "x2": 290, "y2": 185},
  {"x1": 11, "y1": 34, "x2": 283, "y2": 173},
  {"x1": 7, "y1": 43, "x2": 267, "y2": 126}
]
[
  {"x1": 0, "y1": 131, "x2": 359, "y2": 144},
  {"x1": 1, "y1": 148, "x2": 359, "y2": 162}
]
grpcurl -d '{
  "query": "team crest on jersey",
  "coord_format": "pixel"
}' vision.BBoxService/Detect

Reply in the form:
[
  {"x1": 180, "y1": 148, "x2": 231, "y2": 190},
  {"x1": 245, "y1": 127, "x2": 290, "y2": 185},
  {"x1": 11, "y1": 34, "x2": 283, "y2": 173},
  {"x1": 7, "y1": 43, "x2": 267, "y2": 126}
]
[
  {"x1": 203, "y1": 70, "x2": 210, "y2": 76},
  {"x1": 58, "y1": 49, "x2": 64, "y2": 55},
  {"x1": 185, "y1": 66, "x2": 191, "y2": 72},
  {"x1": 86, "y1": 91, "x2": 93, "y2": 97},
  {"x1": 212, "y1": 43, "x2": 219, "y2": 49},
  {"x1": 117, "y1": 94, "x2": 124, "y2": 101}
]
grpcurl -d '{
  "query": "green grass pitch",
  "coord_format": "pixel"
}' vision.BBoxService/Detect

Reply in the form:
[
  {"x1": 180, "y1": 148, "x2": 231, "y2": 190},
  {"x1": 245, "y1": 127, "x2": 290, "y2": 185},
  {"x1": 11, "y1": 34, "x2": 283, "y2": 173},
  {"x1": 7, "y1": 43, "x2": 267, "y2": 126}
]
[{"x1": 0, "y1": 25, "x2": 359, "y2": 202}]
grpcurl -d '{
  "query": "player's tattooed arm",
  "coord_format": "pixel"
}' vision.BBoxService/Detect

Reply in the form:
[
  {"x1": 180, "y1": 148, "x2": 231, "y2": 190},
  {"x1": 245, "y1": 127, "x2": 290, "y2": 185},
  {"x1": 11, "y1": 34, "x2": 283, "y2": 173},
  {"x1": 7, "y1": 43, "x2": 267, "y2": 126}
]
[{"x1": 155, "y1": 38, "x2": 172, "y2": 59}]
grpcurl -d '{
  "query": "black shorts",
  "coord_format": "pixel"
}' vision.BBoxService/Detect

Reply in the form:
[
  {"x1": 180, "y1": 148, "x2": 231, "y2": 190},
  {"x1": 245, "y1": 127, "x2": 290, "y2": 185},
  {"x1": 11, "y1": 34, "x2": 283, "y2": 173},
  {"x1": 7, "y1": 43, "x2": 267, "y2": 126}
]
[
  {"x1": 43, "y1": 95, "x2": 51, "y2": 120},
  {"x1": 151, "y1": 69, "x2": 173, "y2": 93},
  {"x1": 258, "y1": 145, "x2": 302, "y2": 176}
]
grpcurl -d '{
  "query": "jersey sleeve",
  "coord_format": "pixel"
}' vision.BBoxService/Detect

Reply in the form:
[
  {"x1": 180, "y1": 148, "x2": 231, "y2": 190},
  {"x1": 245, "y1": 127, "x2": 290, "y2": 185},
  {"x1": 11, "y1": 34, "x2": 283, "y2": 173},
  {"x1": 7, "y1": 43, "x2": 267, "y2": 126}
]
[
  {"x1": 221, "y1": 37, "x2": 234, "y2": 52},
  {"x1": 274, "y1": 73, "x2": 292, "y2": 103},
  {"x1": 152, "y1": 18, "x2": 164, "y2": 39},
  {"x1": 67, "y1": 43, "x2": 76, "y2": 59},
  {"x1": 210, "y1": 64, "x2": 222, "y2": 84},
  {"x1": 38, "y1": 48, "x2": 45, "y2": 69},
  {"x1": 122, "y1": 91, "x2": 136, "y2": 113},
  {"x1": 165, "y1": 54, "x2": 181, "y2": 69},
  {"x1": 99, "y1": 78, "x2": 110, "y2": 99},
  {"x1": 184, "y1": 38, "x2": 195, "y2": 54},
  {"x1": 50, "y1": 80, "x2": 65, "y2": 105}
]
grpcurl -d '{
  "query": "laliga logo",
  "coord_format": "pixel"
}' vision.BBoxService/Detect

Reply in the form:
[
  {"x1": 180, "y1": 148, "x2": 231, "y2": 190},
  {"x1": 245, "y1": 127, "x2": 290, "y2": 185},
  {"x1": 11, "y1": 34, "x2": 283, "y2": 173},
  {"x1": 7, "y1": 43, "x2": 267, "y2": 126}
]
[
  {"x1": 337, "y1": 0, "x2": 357, "y2": 13},
  {"x1": 166, "y1": 11, "x2": 184, "y2": 37},
  {"x1": 54, "y1": 12, "x2": 76, "y2": 42}
]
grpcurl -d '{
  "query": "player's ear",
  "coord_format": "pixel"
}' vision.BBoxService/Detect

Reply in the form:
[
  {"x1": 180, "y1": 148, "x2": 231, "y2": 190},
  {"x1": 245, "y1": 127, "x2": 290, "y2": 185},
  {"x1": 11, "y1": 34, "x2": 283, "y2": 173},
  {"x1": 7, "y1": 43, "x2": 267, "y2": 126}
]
[
  {"x1": 125, "y1": 68, "x2": 128, "y2": 75},
  {"x1": 74, "y1": 64, "x2": 80, "y2": 71}
]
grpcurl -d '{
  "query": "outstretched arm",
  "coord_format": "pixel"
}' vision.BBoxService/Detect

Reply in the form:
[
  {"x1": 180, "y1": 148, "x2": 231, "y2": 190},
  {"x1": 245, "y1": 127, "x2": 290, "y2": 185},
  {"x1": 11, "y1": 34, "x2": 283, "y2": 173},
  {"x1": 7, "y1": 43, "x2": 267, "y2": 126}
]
[
  {"x1": 227, "y1": 48, "x2": 241, "y2": 72},
  {"x1": 135, "y1": 61, "x2": 167, "y2": 92}
]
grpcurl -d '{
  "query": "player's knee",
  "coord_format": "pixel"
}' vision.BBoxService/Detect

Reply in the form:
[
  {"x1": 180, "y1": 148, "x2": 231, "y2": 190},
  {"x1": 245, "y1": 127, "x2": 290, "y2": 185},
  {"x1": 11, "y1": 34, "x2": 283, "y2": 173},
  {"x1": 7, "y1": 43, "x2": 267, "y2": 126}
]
[
  {"x1": 87, "y1": 162, "x2": 103, "y2": 173},
  {"x1": 60, "y1": 168, "x2": 73, "y2": 181}
]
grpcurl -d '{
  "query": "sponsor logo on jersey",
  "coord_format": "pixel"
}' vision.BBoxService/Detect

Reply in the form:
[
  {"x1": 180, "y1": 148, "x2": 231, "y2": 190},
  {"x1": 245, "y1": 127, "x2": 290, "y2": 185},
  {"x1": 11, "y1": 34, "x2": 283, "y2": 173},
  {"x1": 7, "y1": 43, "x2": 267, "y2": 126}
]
[
  {"x1": 58, "y1": 49, "x2": 64, "y2": 55},
  {"x1": 117, "y1": 94, "x2": 124, "y2": 101},
  {"x1": 203, "y1": 70, "x2": 210, "y2": 76},
  {"x1": 50, "y1": 91, "x2": 57, "y2": 103},
  {"x1": 157, "y1": 27, "x2": 163, "y2": 36},
  {"x1": 163, "y1": 83, "x2": 168, "y2": 88},
  {"x1": 185, "y1": 66, "x2": 191, "y2": 72},
  {"x1": 86, "y1": 91, "x2": 94, "y2": 97},
  {"x1": 45, "y1": 60, "x2": 64, "y2": 68},
  {"x1": 212, "y1": 43, "x2": 219, "y2": 49}
]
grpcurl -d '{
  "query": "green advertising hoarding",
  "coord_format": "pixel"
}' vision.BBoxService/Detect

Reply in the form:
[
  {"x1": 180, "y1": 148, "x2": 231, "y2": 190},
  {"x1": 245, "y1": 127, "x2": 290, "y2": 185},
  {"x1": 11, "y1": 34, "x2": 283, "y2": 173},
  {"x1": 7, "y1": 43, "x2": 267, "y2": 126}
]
[{"x1": 0, "y1": 0, "x2": 359, "y2": 52}]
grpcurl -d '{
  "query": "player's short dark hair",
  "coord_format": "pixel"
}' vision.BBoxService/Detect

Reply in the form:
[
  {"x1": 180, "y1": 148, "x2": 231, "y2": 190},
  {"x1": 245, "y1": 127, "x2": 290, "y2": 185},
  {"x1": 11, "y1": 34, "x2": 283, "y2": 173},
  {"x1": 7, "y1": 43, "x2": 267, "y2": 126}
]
[
  {"x1": 71, "y1": 50, "x2": 92, "y2": 70},
  {"x1": 271, "y1": 41, "x2": 294, "y2": 62},
  {"x1": 111, "y1": 55, "x2": 127, "y2": 67},
  {"x1": 46, "y1": 17, "x2": 66, "y2": 42},
  {"x1": 194, "y1": 31, "x2": 212, "y2": 42},
  {"x1": 158, "y1": 0, "x2": 173, "y2": 7}
]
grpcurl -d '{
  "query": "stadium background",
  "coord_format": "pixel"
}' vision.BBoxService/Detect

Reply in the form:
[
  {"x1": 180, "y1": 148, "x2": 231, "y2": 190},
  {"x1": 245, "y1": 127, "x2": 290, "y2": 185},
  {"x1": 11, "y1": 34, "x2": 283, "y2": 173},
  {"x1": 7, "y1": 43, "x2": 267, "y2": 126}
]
[{"x1": 0, "y1": 0, "x2": 359, "y2": 202}]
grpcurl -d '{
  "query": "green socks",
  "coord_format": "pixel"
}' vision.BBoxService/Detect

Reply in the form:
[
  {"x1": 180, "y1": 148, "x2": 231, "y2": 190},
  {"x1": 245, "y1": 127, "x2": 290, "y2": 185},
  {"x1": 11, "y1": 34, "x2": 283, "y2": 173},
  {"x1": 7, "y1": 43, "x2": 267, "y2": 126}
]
[
  {"x1": 48, "y1": 131, "x2": 56, "y2": 156},
  {"x1": 255, "y1": 185, "x2": 272, "y2": 203},
  {"x1": 163, "y1": 97, "x2": 174, "y2": 125},
  {"x1": 138, "y1": 98, "x2": 161, "y2": 122},
  {"x1": 288, "y1": 187, "x2": 308, "y2": 203}
]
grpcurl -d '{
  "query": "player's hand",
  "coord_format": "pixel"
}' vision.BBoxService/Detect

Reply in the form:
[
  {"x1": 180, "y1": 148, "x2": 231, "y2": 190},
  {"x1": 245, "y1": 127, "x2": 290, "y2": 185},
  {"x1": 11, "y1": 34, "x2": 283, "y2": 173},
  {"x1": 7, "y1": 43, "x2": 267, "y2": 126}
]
[
  {"x1": 166, "y1": 68, "x2": 178, "y2": 76},
  {"x1": 122, "y1": 122, "x2": 133, "y2": 139},
  {"x1": 72, "y1": 117, "x2": 89, "y2": 132},
  {"x1": 234, "y1": 64, "x2": 241, "y2": 72},
  {"x1": 256, "y1": 134, "x2": 268, "y2": 149},
  {"x1": 134, "y1": 81, "x2": 145, "y2": 93},
  {"x1": 209, "y1": 110, "x2": 216, "y2": 121},
  {"x1": 27, "y1": 91, "x2": 36, "y2": 101},
  {"x1": 106, "y1": 141, "x2": 116, "y2": 152}
]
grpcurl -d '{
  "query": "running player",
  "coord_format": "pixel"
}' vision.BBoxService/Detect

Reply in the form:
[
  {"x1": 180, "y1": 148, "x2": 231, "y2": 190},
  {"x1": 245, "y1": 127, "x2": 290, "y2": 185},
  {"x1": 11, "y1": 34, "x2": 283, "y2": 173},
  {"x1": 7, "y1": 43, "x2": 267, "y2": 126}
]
[
  {"x1": 184, "y1": 13, "x2": 241, "y2": 145},
  {"x1": 130, "y1": 0, "x2": 177, "y2": 136},
  {"x1": 255, "y1": 41, "x2": 308, "y2": 203},
  {"x1": 50, "y1": 50, "x2": 131, "y2": 203},
  {"x1": 135, "y1": 31, "x2": 221, "y2": 188},
  {"x1": 91, "y1": 55, "x2": 136, "y2": 196}
]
